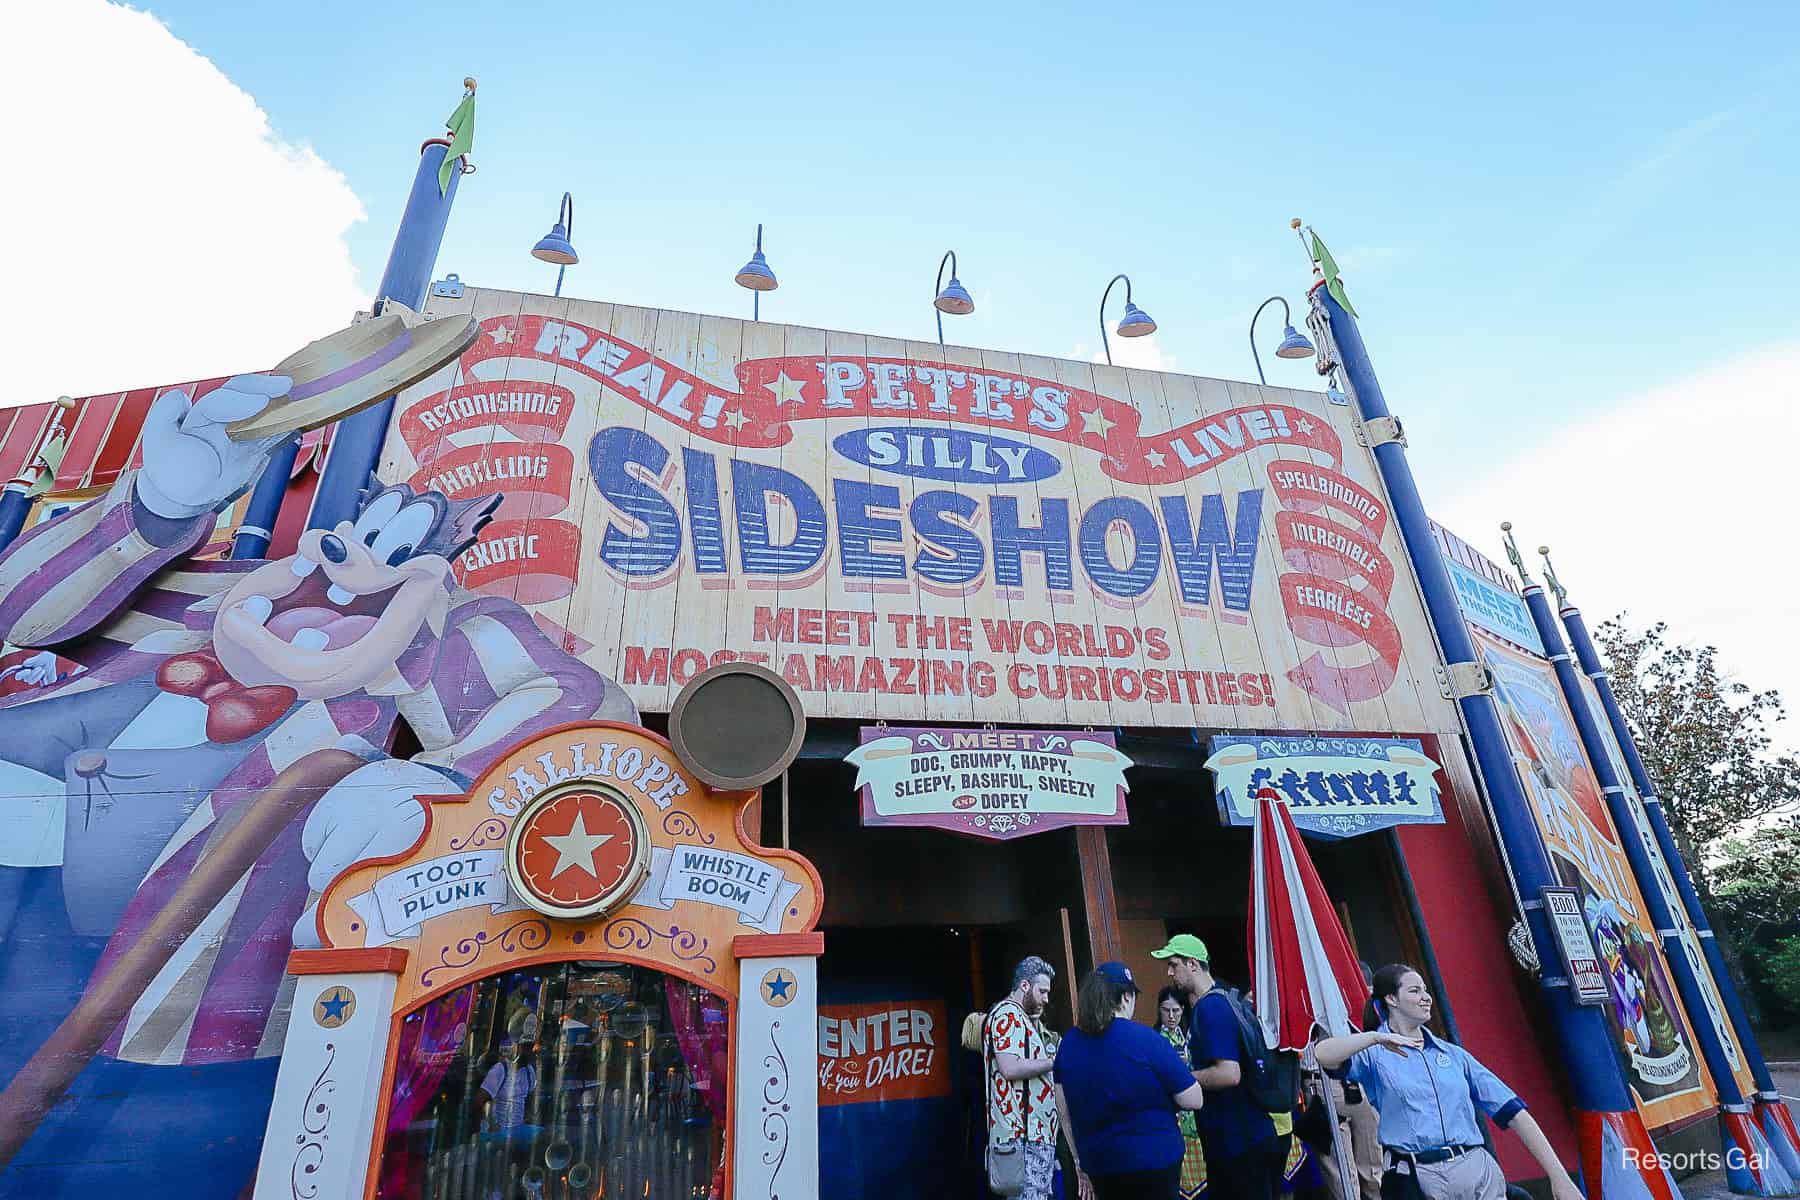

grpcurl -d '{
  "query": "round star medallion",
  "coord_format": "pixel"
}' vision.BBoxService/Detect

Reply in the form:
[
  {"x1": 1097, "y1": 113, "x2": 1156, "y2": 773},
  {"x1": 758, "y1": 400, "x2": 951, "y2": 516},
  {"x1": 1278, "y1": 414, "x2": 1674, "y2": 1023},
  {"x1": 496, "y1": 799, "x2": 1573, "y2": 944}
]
[
  {"x1": 505, "y1": 782, "x2": 649, "y2": 921},
  {"x1": 314, "y1": 985, "x2": 356, "y2": 1028}
]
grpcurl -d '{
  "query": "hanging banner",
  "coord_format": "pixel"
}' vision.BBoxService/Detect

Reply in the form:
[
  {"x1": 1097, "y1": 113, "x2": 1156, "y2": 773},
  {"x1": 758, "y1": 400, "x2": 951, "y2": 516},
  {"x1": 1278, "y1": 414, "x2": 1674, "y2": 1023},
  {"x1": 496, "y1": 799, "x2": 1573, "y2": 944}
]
[
  {"x1": 846, "y1": 726, "x2": 1131, "y2": 840},
  {"x1": 1473, "y1": 627, "x2": 1714, "y2": 1122},
  {"x1": 817, "y1": 1000, "x2": 951, "y2": 1106},
  {"x1": 375, "y1": 290, "x2": 1466, "y2": 735},
  {"x1": 1204, "y1": 734, "x2": 1445, "y2": 838}
]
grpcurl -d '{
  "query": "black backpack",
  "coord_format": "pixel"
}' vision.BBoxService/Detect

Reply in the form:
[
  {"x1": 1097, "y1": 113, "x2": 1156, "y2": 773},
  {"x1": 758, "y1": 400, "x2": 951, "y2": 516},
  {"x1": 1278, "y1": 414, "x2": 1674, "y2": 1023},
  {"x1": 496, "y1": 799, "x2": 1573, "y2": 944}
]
[{"x1": 1206, "y1": 986, "x2": 1300, "y2": 1114}]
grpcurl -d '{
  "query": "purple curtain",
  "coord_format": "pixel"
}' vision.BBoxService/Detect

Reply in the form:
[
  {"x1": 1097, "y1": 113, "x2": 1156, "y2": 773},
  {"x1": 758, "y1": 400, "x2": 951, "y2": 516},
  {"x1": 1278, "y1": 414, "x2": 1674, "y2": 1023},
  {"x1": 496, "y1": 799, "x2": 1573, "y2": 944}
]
[
  {"x1": 662, "y1": 979, "x2": 728, "y2": 1118},
  {"x1": 379, "y1": 985, "x2": 475, "y2": 1198}
]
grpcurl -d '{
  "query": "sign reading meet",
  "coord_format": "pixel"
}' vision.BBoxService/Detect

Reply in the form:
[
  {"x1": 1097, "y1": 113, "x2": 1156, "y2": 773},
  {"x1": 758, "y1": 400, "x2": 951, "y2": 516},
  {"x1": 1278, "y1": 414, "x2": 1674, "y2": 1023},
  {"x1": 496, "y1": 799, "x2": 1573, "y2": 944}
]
[
  {"x1": 1445, "y1": 556, "x2": 1545, "y2": 656},
  {"x1": 380, "y1": 291, "x2": 1461, "y2": 733},
  {"x1": 1205, "y1": 735, "x2": 1444, "y2": 839},
  {"x1": 848, "y1": 726, "x2": 1131, "y2": 839}
]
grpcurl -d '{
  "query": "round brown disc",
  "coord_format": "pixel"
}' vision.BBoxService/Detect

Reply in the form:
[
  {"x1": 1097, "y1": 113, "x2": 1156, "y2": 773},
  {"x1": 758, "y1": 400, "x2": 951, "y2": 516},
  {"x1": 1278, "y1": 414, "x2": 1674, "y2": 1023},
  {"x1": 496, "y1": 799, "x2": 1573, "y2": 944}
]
[{"x1": 668, "y1": 662, "x2": 806, "y2": 791}]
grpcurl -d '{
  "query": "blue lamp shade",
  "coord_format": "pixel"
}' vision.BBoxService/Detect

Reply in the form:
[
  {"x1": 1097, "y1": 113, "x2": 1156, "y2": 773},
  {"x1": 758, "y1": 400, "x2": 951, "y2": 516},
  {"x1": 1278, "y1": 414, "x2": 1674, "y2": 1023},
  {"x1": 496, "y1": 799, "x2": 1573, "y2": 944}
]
[
  {"x1": 735, "y1": 249, "x2": 778, "y2": 292},
  {"x1": 1275, "y1": 323, "x2": 1315, "y2": 359},
  {"x1": 1116, "y1": 301, "x2": 1156, "y2": 338},
  {"x1": 531, "y1": 222, "x2": 578, "y2": 266},
  {"x1": 934, "y1": 277, "x2": 975, "y2": 316}
]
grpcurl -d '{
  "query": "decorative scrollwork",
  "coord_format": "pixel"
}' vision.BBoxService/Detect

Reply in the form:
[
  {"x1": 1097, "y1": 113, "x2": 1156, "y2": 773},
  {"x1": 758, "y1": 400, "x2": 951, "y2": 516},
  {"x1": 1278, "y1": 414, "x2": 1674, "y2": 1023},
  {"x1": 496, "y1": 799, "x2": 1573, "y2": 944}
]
[
  {"x1": 420, "y1": 917, "x2": 552, "y2": 986},
  {"x1": 761, "y1": 1019, "x2": 792, "y2": 1197},
  {"x1": 601, "y1": 918, "x2": 718, "y2": 974},
  {"x1": 448, "y1": 817, "x2": 508, "y2": 850},
  {"x1": 289, "y1": 1041, "x2": 336, "y2": 1199},
  {"x1": 661, "y1": 809, "x2": 716, "y2": 845},
  {"x1": 762, "y1": 1019, "x2": 790, "y2": 1106}
]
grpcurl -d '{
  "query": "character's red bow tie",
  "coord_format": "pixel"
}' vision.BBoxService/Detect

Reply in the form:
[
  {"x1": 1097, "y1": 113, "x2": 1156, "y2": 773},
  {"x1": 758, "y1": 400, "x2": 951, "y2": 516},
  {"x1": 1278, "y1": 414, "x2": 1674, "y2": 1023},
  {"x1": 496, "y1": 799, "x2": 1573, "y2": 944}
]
[{"x1": 156, "y1": 650, "x2": 298, "y2": 743}]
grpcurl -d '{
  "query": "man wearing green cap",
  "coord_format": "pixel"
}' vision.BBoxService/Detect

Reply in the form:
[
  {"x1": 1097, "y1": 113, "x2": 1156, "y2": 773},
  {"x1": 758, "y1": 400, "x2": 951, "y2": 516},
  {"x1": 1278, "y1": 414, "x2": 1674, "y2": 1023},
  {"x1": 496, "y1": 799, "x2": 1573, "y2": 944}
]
[{"x1": 1153, "y1": 935, "x2": 1285, "y2": 1200}]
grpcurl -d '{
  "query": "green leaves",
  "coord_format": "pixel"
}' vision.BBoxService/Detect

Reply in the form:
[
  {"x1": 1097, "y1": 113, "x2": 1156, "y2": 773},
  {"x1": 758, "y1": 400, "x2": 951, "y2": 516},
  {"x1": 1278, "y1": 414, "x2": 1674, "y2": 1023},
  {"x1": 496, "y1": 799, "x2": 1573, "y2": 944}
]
[{"x1": 1602, "y1": 616, "x2": 1800, "y2": 1020}]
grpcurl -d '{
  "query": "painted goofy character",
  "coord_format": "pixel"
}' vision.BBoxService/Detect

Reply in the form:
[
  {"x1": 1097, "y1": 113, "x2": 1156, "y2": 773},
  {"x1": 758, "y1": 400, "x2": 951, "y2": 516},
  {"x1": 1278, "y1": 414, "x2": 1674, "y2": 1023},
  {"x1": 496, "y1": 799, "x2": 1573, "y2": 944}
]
[{"x1": 0, "y1": 375, "x2": 633, "y2": 1197}]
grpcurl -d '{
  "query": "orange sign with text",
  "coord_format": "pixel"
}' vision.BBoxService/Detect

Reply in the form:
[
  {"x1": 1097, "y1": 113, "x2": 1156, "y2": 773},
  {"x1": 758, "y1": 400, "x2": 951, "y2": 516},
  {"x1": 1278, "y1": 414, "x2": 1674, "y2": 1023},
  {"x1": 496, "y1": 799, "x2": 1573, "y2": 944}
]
[{"x1": 817, "y1": 1000, "x2": 951, "y2": 1106}]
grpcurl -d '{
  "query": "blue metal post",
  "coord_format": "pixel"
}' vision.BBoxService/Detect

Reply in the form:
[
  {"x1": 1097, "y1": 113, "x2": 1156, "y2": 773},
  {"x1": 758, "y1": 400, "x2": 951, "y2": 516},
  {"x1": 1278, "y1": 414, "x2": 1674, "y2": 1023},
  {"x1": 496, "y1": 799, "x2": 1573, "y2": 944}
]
[
  {"x1": 1310, "y1": 279, "x2": 1667, "y2": 1192},
  {"x1": 1515, "y1": 569, "x2": 1792, "y2": 1194},
  {"x1": 307, "y1": 138, "x2": 465, "y2": 534},
  {"x1": 1556, "y1": 596, "x2": 1800, "y2": 1179},
  {"x1": 229, "y1": 442, "x2": 296, "y2": 558},
  {"x1": 0, "y1": 483, "x2": 31, "y2": 551}
]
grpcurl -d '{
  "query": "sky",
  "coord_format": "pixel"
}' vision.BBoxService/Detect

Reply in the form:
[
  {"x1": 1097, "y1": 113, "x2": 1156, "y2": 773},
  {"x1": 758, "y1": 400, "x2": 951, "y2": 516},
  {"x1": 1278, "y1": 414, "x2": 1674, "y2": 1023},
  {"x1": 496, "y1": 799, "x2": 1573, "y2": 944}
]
[{"x1": 6, "y1": 1, "x2": 1800, "y2": 733}]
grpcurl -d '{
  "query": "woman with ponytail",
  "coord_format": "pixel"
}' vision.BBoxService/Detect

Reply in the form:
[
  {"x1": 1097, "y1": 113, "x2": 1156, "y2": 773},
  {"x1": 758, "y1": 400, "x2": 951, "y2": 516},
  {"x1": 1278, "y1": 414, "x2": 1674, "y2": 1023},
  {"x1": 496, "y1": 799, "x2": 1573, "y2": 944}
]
[{"x1": 1315, "y1": 965, "x2": 1582, "y2": 1200}]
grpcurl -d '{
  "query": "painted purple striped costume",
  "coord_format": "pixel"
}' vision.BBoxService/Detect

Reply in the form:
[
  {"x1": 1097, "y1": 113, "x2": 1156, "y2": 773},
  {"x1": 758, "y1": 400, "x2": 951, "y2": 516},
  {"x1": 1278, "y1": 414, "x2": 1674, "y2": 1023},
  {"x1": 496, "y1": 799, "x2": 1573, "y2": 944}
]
[{"x1": 0, "y1": 471, "x2": 633, "y2": 1072}]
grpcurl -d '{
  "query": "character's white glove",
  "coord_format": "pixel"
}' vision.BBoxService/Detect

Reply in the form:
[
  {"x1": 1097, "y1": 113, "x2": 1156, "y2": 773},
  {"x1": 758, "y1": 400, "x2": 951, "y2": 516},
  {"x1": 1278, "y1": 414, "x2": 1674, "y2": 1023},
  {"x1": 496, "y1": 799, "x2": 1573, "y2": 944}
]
[
  {"x1": 137, "y1": 373, "x2": 296, "y2": 519},
  {"x1": 0, "y1": 650, "x2": 64, "y2": 688},
  {"x1": 291, "y1": 757, "x2": 461, "y2": 948}
]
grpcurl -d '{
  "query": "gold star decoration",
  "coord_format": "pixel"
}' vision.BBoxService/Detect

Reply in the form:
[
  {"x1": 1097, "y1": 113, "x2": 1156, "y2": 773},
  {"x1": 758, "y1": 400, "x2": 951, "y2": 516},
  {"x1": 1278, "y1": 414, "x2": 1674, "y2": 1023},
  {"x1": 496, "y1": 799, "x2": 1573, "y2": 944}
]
[
  {"x1": 1144, "y1": 447, "x2": 1168, "y2": 469},
  {"x1": 765, "y1": 372, "x2": 809, "y2": 407},
  {"x1": 1078, "y1": 406, "x2": 1117, "y2": 439},
  {"x1": 488, "y1": 324, "x2": 516, "y2": 346}
]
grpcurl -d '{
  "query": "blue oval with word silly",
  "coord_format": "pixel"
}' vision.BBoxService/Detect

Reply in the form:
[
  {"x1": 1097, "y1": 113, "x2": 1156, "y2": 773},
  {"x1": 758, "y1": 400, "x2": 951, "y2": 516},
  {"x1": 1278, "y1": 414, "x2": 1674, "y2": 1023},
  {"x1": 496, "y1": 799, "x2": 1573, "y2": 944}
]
[{"x1": 831, "y1": 427, "x2": 1061, "y2": 484}]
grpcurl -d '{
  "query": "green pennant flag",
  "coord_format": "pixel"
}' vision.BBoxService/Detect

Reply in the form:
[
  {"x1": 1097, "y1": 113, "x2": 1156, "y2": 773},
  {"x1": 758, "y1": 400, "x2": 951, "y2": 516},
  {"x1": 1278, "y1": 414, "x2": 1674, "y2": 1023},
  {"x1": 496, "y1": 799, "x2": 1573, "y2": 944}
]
[
  {"x1": 439, "y1": 90, "x2": 475, "y2": 195},
  {"x1": 1310, "y1": 231, "x2": 1357, "y2": 318},
  {"x1": 24, "y1": 428, "x2": 67, "y2": 498}
]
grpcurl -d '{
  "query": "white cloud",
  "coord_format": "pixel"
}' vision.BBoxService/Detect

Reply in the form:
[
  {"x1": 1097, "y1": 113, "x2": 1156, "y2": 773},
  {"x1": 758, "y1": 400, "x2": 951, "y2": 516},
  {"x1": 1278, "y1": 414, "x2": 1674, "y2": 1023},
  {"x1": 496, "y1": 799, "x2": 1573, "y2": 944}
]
[
  {"x1": 1075, "y1": 336, "x2": 1179, "y2": 373},
  {"x1": 1435, "y1": 343, "x2": 1800, "y2": 743},
  {"x1": 0, "y1": 1, "x2": 365, "y2": 409}
]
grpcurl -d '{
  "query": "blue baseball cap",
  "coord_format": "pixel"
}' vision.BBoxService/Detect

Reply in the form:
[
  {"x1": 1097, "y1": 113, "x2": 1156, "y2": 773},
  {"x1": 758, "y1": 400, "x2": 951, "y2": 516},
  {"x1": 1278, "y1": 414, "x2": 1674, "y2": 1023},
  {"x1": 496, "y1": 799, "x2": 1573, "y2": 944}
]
[{"x1": 1095, "y1": 961, "x2": 1139, "y2": 992}]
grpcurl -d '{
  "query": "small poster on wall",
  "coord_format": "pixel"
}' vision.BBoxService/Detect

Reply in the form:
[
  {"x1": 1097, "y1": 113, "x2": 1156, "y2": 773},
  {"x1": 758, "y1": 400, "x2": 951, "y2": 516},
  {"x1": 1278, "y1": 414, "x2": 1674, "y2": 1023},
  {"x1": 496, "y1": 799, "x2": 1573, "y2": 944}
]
[
  {"x1": 847, "y1": 726, "x2": 1131, "y2": 840},
  {"x1": 1543, "y1": 886, "x2": 1611, "y2": 1006}
]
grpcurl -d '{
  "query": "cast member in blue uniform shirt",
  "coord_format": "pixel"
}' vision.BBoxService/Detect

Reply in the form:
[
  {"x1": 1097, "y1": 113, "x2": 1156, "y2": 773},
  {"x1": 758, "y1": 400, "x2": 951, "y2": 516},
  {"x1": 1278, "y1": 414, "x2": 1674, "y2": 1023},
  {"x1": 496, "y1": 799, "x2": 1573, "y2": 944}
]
[
  {"x1": 1314, "y1": 964, "x2": 1584, "y2": 1200},
  {"x1": 1054, "y1": 962, "x2": 1205, "y2": 1200}
]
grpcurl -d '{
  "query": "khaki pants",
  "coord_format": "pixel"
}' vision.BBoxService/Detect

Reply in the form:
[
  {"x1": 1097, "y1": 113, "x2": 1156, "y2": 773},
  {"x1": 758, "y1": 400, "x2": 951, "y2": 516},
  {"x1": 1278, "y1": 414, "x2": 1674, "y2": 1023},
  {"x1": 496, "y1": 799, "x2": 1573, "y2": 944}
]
[
  {"x1": 1394, "y1": 1148, "x2": 1505, "y2": 1200},
  {"x1": 1318, "y1": 1079, "x2": 1384, "y2": 1200}
]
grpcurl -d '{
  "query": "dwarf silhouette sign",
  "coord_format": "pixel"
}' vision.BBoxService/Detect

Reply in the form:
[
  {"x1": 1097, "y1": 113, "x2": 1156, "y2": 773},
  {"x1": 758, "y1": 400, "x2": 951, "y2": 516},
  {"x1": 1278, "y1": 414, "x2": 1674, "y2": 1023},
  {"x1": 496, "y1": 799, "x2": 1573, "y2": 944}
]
[{"x1": 0, "y1": 320, "x2": 633, "y2": 1197}]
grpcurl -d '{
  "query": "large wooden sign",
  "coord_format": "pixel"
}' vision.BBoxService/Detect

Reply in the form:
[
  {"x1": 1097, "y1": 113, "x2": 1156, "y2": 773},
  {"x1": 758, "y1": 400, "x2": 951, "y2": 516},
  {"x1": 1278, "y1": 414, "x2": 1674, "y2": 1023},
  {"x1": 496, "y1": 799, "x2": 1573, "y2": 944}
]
[
  {"x1": 316, "y1": 722, "x2": 824, "y2": 1010},
  {"x1": 377, "y1": 290, "x2": 1461, "y2": 735}
]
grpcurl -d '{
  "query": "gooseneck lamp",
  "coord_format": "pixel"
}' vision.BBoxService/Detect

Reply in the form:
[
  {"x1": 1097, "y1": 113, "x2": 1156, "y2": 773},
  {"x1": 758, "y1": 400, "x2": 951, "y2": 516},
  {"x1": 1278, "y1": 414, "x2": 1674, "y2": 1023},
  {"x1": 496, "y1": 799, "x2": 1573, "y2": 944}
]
[
  {"x1": 933, "y1": 250, "x2": 974, "y2": 347},
  {"x1": 1249, "y1": 295, "x2": 1315, "y2": 385},
  {"x1": 734, "y1": 223, "x2": 779, "y2": 320},
  {"x1": 1099, "y1": 273, "x2": 1156, "y2": 367},
  {"x1": 531, "y1": 192, "x2": 578, "y2": 296}
]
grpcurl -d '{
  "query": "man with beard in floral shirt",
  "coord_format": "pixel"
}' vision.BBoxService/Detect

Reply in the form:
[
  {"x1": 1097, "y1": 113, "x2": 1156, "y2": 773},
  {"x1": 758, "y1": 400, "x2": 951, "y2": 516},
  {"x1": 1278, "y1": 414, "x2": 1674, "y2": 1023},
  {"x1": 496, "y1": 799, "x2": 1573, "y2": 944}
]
[{"x1": 985, "y1": 956, "x2": 1078, "y2": 1200}]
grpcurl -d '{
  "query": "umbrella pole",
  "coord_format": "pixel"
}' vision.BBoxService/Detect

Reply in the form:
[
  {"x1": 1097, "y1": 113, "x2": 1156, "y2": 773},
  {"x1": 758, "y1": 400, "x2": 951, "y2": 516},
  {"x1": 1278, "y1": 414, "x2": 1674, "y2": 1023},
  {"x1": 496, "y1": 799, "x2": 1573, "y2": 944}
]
[{"x1": 1306, "y1": 1053, "x2": 1359, "y2": 1200}]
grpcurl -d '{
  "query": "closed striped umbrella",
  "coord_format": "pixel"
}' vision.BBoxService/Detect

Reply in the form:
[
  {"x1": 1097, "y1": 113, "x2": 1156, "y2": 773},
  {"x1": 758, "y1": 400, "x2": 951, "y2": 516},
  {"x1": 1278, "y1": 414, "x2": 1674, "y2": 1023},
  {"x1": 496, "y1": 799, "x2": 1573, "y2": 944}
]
[
  {"x1": 1248, "y1": 785, "x2": 1366, "y2": 1050},
  {"x1": 1249, "y1": 785, "x2": 1368, "y2": 1199}
]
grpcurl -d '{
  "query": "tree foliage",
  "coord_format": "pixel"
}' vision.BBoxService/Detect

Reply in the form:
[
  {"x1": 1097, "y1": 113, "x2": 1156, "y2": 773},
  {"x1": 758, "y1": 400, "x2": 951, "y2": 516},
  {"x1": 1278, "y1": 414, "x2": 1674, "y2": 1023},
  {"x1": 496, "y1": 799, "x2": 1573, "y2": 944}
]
[
  {"x1": 1711, "y1": 823, "x2": 1800, "y2": 1022},
  {"x1": 1597, "y1": 617, "x2": 1800, "y2": 865}
]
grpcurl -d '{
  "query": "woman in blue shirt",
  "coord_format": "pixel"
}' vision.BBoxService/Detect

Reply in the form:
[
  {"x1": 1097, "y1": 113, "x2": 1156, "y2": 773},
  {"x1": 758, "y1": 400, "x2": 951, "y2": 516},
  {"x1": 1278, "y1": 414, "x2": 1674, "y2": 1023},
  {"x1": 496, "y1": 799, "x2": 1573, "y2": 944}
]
[
  {"x1": 1314, "y1": 964, "x2": 1583, "y2": 1200},
  {"x1": 1053, "y1": 962, "x2": 1205, "y2": 1200}
]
